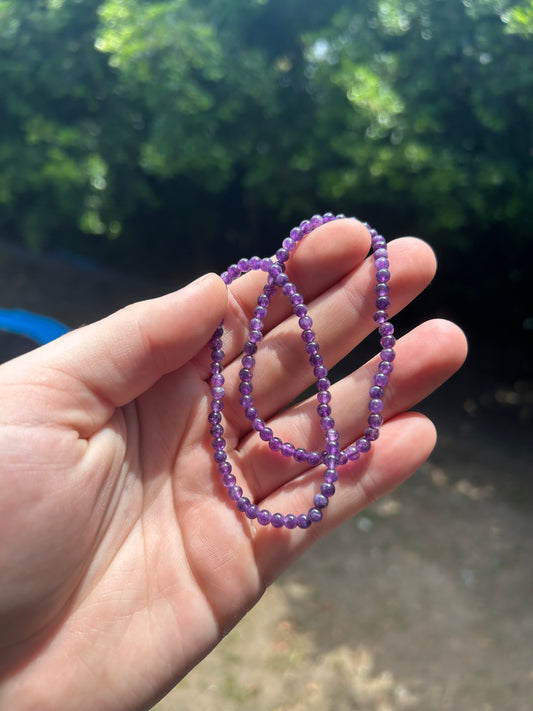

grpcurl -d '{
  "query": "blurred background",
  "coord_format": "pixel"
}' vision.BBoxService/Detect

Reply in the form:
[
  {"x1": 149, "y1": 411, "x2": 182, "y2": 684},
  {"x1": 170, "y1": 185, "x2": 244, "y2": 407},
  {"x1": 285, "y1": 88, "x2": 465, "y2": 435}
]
[{"x1": 0, "y1": 1, "x2": 532, "y2": 709}]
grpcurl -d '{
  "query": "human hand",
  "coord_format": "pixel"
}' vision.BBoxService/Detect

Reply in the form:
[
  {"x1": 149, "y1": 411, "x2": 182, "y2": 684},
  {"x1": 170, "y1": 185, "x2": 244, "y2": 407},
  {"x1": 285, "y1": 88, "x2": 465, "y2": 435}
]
[{"x1": 0, "y1": 218, "x2": 467, "y2": 711}]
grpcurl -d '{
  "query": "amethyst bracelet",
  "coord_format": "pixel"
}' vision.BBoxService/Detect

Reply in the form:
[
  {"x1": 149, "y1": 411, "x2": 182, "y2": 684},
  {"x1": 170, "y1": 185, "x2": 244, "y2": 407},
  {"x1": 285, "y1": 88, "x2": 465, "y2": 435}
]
[{"x1": 208, "y1": 213, "x2": 395, "y2": 530}]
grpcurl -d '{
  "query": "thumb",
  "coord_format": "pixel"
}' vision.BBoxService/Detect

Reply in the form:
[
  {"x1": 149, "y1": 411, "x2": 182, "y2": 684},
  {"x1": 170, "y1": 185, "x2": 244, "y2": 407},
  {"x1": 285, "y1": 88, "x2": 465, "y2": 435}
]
[{"x1": 39, "y1": 273, "x2": 228, "y2": 410}]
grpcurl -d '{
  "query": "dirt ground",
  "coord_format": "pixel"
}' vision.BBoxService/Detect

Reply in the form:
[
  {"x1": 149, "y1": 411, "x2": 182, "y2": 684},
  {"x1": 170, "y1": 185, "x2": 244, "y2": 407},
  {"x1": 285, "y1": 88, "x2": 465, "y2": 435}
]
[{"x1": 1, "y1": 242, "x2": 531, "y2": 711}]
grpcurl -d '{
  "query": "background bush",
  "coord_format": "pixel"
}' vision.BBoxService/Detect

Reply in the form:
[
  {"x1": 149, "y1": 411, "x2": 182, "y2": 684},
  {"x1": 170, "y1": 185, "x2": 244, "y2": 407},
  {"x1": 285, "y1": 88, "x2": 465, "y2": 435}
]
[{"x1": 0, "y1": 0, "x2": 532, "y2": 348}]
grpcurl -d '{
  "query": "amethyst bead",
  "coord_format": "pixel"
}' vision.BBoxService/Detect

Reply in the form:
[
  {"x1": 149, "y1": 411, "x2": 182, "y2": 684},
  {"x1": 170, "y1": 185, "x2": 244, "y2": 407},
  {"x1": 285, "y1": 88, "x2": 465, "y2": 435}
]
[
  {"x1": 321, "y1": 482, "x2": 336, "y2": 498},
  {"x1": 281, "y1": 442, "x2": 295, "y2": 458},
  {"x1": 374, "y1": 310, "x2": 389, "y2": 324},
  {"x1": 368, "y1": 413, "x2": 383, "y2": 427},
  {"x1": 283, "y1": 237, "x2": 296, "y2": 251},
  {"x1": 376, "y1": 295, "x2": 391, "y2": 310},
  {"x1": 246, "y1": 504, "x2": 259, "y2": 519},
  {"x1": 228, "y1": 485, "x2": 243, "y2": 501},
  {"x1": 284, "y1": 514, "x2": 298, "y2": 529},
  {"x1": 380, "y1": 348, "x2": 396, "y2": 362},
  {"x1": 345, "y1": 445, "x2": 360, "y2": 461},
  {"x1": 290, "y1": 227, "x2": 302, "y2": 241},
  {"x1": 291, "y1": 292, "x2": 304, "y2": 306},
  {"x1": 314, "y1": 493, "x2": 329, "y2": 509},
  {"x1": 276, "y1": 248, "x2": 290, "y2": 263},
  {"x1": 244, "y1": 342, "x2": 258, "y2": 356},
  {"x1": 309, "y1": 508, "x2": 323, "y2": 523},
  {"x1": 271, "y1": 513, "x2": 285, "y2": 528},
  {"x1": 307, "y1": 451, "x2": 322, "y2": 466},
  {"x1": 381, "y1": 335, "x2": 396, "y2": 349},
  {"x1": 257, "y1": 509, "x2": 272, "y2": 526},
  {"x1": 379, "y1": 361, "x2": 394, "y2": 375},
  {"x1": 369, "y1": 398, "x2": 384, "y2": 413},
  {"x1": 269, "y1": 437, "x2": 282, "y2": 452},
  {"x1": 297, "y1": 514, "x2": 311, "y2": 529},
  {"x1": 208, "y1": 411, "x2": 222, "y2": 425},
  {"x1": 222, "y1": 473, "x2": 235, "y2": 487},
  {"x1": 317, "y1": 404, "x2": 331, "y2": 417},
  {"x1": 282, "y1": 282, "x2": 297, "y2": 297},
  {"x1": 376, "y1": 268, "x2": 391, "y2": 283},
  {"x1": 374, "y1": 372, "x2": 389, "y2": 387},
  {"x1": 249, "y1": 330, "x2": 263, "y2": 343},
  {"x1": 324, "y1": 468, "x2": 338, "y2": 483},
  {"x1": 356, "y1": 438, "x2": 371, "y2": 453},
  {"x1": 237, "y1": 496, "x2": 250, "y2": 512},
  {"x1": 365, "y1": 427, "x2": 380, "y2": 441},
  {"x1": 238, "y1": 393, "x2": 252, "y2": 408},
  {"x1": 241, "y1": 356, "x2": 255, "y2": 368},
  {"x1": 252, "y1": 417, "x2": 266, "y2": 431},
  {"x1": 294, "y1": 448, "x2": 307, "y2": 463}
]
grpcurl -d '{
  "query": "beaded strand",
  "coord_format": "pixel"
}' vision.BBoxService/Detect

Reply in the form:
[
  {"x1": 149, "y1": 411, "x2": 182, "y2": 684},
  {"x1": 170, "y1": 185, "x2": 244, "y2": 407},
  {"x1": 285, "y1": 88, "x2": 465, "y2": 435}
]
[{"x1": 208, "y1": 214, "x2": 396, "y2": 529}]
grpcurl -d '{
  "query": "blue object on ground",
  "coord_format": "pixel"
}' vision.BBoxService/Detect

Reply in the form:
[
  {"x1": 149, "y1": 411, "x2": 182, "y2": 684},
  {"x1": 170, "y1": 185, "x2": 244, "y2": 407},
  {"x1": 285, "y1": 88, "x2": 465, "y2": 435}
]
[{"x1": 0, "y1": 309, "x2": 69, "y2": 345}]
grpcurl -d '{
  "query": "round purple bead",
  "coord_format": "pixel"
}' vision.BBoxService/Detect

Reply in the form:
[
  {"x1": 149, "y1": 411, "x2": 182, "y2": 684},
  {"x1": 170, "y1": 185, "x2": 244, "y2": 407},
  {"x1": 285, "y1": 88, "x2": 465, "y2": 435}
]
[
  {"x1": 380, "y1": 348, "x2": 396, "y2": 362},
  {"x1": 246, "y1": 504, "x2": 259, "y2": 519},
  {"x1": 290, "y1": 227, "x2": 302, "y2": 241},
  {"x1": 369, "y1": 398, "x2": 384, "y2": 414},
  {"x1": 368, "y1": 413, "x2": 383, "y2": 427},
  {"x1": 269, "y1": 437, "x2": 282, "y2": 452},
  {"x1": 257, "y1": 509, "x2": 272, "y2": 526},
  {"x1": 284, "y1": 514, "x2": 298, "y2": 529},
  {"x1": 297, "y1": 514, "x2": 311, "y2": 529},
  {"x1": 345, "y1": 445, "x2": 360, "y2": 461},
  {"x1": 356, "y1": 438, "x2": 371, "y2": 453},
  {"x1": 236, "y1": 496, "x2": 250, "y2": 512},
  {"x1": 271, "y1": 513, "x2": 285, "y2": 528},
  {"x1": 321, "y1": 482, "x2": 336, "y2": 498},
  {"x1": 307, "y1": 451, "x2": 322, "y2": 466},
  {"x1": 314, "y1": 493, "x2": 329, "y2": 509},
  {"x1": 294, "y1": 448, "x2": 307, "y2": 463},
  {"x1": 324, "y1": 468, "x2": 338, "y2": 483},
  {"x1": 281, "y1": 442, "x2": 295, "y2": 458},
  {"x1": 365, "y1": 426, "x2": 380, "y2": 441},
  {"x1": 309, "y1": 508, "x2": 323, "y2": 523},
  {"x1": 259, "y1": 427, "x2": 273, "y2": 441}
]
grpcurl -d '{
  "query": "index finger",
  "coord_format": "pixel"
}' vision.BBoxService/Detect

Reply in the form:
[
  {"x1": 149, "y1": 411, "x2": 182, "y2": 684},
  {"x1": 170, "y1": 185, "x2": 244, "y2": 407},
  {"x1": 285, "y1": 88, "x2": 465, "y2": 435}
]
[{"x1": 196, "y1": 218, "x2": 371, "y2": 376}]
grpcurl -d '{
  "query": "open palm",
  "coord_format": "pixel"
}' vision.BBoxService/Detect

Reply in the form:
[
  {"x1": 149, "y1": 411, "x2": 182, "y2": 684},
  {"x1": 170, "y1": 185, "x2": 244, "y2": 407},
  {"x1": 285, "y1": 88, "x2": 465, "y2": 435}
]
[{"x1": 0, "y1": 219, "x2": 466, "y2": 711}]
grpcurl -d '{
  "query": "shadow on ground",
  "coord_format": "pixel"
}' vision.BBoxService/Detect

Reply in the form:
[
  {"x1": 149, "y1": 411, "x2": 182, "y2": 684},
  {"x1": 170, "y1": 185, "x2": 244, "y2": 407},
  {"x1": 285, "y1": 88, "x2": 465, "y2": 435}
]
[{"x1": 1, "y1": 242, "x2": 531, "y2": 711}]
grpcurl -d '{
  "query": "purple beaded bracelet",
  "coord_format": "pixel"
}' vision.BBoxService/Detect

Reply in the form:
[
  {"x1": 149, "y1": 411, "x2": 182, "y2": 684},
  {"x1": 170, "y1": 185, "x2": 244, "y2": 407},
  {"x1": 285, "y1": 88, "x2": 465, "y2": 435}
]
[{"x1": 208, "y1": 214, "x2": 395, "y2": 530}]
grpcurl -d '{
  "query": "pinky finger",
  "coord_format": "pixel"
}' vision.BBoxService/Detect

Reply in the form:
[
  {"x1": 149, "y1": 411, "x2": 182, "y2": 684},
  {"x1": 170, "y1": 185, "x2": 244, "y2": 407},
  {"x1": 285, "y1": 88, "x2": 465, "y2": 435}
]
[{"x1": 253, "y1": 411, "x2": 436, "y2": 584}]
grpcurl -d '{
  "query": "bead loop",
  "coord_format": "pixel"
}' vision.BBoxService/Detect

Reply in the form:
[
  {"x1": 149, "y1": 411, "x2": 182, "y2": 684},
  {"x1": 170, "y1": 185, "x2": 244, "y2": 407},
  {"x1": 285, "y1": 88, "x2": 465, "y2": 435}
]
[{"x1": 209, "y1": 215, "x2": 395, "y2": 529}]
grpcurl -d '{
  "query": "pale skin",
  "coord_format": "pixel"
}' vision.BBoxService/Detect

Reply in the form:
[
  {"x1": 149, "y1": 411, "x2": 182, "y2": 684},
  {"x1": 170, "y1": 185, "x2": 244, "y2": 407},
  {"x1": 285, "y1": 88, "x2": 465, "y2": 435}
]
[{"x1": 0, "y1": 219, "x2": 467, "y2": 710}]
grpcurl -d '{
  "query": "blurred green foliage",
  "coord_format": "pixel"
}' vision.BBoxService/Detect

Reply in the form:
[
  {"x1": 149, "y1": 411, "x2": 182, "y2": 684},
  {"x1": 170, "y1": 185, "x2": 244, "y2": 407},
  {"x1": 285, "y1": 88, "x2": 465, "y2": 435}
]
[{"x1": 0, "y1": 0, "x2": 532, "y2": 302}]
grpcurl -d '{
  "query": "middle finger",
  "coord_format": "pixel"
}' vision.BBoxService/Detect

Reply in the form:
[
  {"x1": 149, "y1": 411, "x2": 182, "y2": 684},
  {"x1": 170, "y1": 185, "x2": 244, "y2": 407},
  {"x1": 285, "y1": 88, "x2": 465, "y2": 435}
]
[{"x1": 221, "y1": 236, "x2": 436, "y2": 442}]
